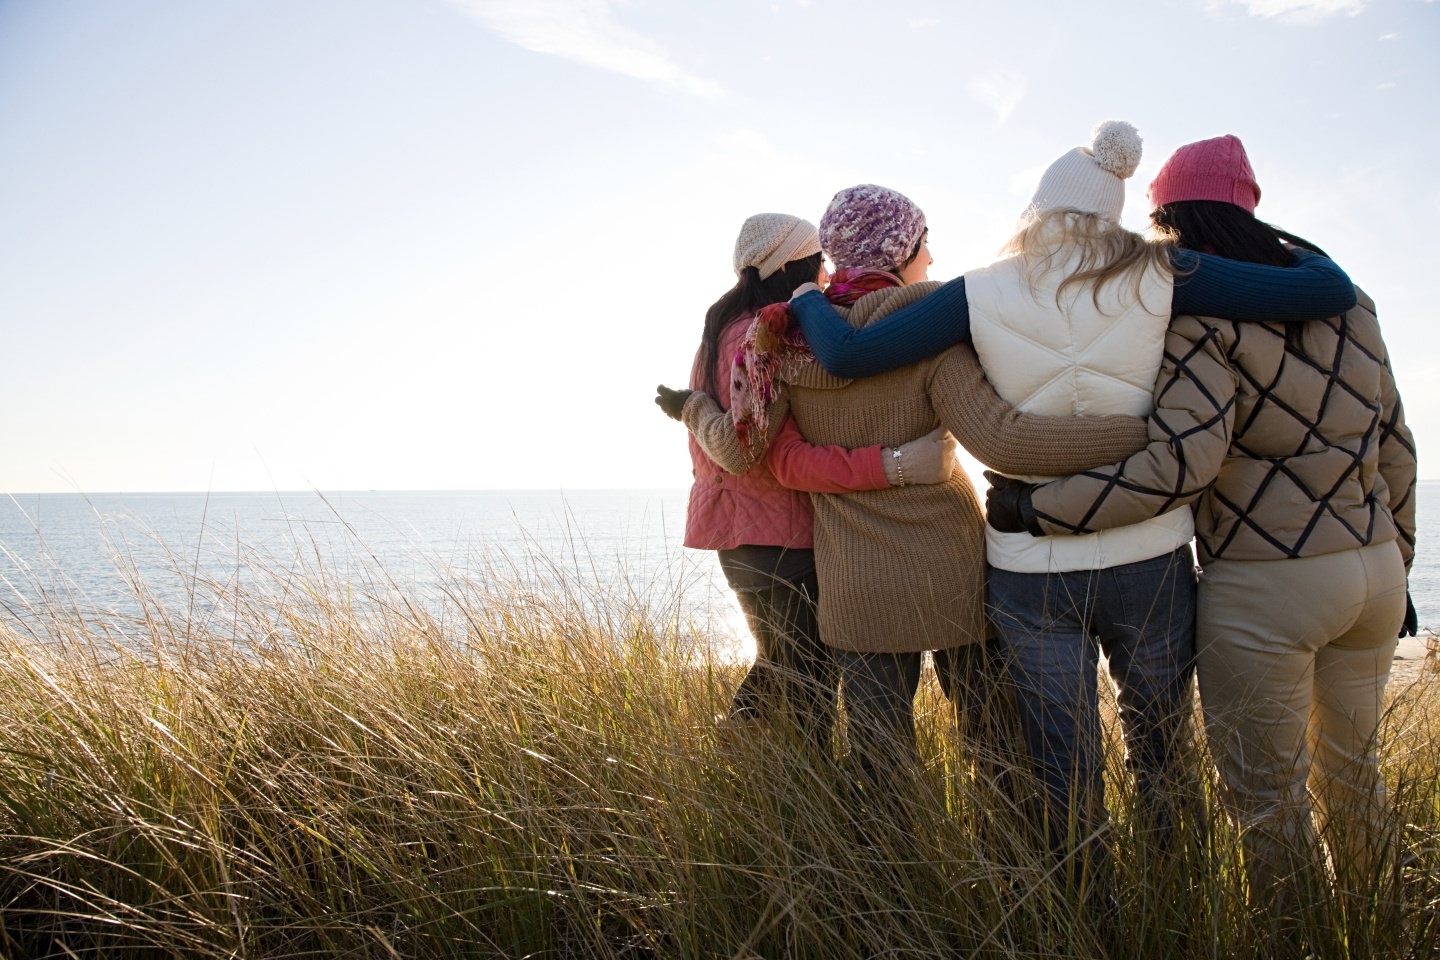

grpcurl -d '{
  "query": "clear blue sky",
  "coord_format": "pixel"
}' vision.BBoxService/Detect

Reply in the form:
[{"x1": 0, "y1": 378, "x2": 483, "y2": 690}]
[{"x1": 1, "y1": 0, "x2": 1435, "y2": 492}]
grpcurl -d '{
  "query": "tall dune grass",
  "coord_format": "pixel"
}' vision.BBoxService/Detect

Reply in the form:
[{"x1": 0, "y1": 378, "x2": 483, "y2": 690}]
[{"x1": 0, "y1": 534, "x2": 1438, "y2": 958}]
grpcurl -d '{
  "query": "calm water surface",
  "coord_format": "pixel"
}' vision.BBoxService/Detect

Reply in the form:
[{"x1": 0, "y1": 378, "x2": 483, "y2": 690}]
[
  {"x1": 2, "y1": 484, "x2": 1437, "y2": 657},
  {"x1": 0, "y1": 490, "x2": 747, "y2": 653}
]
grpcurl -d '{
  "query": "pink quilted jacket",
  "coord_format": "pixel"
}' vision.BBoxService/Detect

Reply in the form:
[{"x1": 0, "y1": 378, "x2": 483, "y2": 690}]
[{"x1": 683, "y1": 317, "x2": 813, "y2": 550}]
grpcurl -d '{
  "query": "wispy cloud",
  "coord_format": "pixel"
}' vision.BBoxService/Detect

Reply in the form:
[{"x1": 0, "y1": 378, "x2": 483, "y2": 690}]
[
  {"x1": 1219, "y1": 0, "x2": 1365, "y2": 23},
  {"x1": 446, "y1": 0, "x2": 721, "y2": 97},
  {"x1": 1380, "y1": 31, "x2": 1399, "y2": 38},
  {"x1": 716, "y1": 128, "x2": 778, "y2": 160},
  {"x1": 965, "y1": 68, "x2": 1025, "y2": 124}
]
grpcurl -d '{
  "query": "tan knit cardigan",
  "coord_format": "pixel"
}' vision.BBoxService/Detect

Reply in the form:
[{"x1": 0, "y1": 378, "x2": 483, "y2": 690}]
[
  {"x1": 1028, "y1": 287, "x2": 1417, "y2": 570},
  {"x1": 687, "y1": 281, "x2": 1152, "y2": 654}
]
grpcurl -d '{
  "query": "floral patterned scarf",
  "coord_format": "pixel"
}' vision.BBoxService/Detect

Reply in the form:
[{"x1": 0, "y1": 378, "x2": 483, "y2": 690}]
[{"x1": 730, "y1": 269, "x2": 902, "y2": 465}]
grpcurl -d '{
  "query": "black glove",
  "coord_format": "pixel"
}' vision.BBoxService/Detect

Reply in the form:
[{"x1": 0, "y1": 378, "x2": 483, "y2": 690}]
[
  {"x1": 983, "y1": 470, "x2": 1041, "y2": 535},
  {"x1": 1400, "y1": 591, "x2": 1418, "y2": 639},
  {"x1": 655, "y1": 384, "x2": 692, "y2": 421}
]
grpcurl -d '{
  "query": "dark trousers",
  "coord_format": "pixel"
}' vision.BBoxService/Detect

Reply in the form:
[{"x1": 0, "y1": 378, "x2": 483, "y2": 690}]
[
  {"x1": 729, "y1": 568, "x2": 837, "y2": 750},
  {"x1": 837, "y1": 640, "x2": 1014, "y2": 793},
  {"x1": 836, "y1": 650, "x2": 924, "y2": 783}
]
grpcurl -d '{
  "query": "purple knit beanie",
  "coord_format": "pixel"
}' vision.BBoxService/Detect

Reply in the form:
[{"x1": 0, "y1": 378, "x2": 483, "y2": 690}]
[
  {"x1": 818, "y1": 184, "x2": 926, "y2": 272},
  {"x1": 1147, "y1": 134, "x2": 1261, "y2": 213}
]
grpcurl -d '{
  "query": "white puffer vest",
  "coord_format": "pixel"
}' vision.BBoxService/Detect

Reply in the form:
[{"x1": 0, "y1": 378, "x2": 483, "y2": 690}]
[{"x1": 966, "y1": 243, "x2": 1192, "y2": 573}]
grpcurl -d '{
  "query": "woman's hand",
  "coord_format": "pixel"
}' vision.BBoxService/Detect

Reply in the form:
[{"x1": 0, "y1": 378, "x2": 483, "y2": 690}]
[
  {"x1": 655, "y1": 384, "x2": 693, "y2": 421},
  {"x1": 883, "y1": 428, "x2": 957, "y2": 486},
  {"x1": 983, "y1": 471, "x2": 1043, "y2": 535},
  {"x1": 1401, "y1": 591, "x2": 1418, "y2": 638}
]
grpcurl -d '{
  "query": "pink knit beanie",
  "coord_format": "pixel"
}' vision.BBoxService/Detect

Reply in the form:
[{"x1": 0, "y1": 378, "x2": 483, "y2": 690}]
[
  {"x1": 819, "y1": 184, "x2": 926, "y2": 272},
  {"x1": 1147, "y1": 134, "x2": 1261, "y2": 213}
]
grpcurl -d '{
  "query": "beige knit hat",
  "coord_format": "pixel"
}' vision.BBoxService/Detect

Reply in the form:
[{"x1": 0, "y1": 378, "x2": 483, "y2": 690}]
[
  {"x1": 1028, "y1": 120, "x2": 1144, "y2": 222},
  {"x1": 732, "y1": 213, "x2": 821, "y2": 279}
]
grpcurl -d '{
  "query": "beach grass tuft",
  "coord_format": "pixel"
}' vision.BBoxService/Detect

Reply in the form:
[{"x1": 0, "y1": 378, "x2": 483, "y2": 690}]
[{"x1": 0, "y1": 543, "x2": 1438, "y2": 959}]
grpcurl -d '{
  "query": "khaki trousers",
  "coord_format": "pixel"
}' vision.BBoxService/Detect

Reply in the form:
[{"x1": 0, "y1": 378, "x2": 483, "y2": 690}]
[{"x1": 1197, "y1": 540, "x2": 1406, "y2": 896}]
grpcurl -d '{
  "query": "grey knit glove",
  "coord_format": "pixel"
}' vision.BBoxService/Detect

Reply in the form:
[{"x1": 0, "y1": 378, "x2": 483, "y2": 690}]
[
  {"x1": 884, "y1": 428, "x2": 957, "y2": 486},
  {"x1": 655, "y1": 384, "x2": 692, "y2": 421}
]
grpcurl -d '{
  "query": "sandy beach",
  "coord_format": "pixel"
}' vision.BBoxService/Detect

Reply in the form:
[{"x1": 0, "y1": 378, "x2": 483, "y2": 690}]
[{"x1": 1390, "y1": 630, "x2": 1435, "y2": 685}]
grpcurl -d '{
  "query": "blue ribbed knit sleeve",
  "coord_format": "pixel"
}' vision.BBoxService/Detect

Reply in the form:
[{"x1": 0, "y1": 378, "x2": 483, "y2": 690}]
[
  {"x1": 791, "y1": 248, "x2": 1353, "y2": 379},
  {"x1": 1172, "y1": 248, "x2": 1356, "y2": 321},
  {"x1": 790, "y1": 277, "x2": 972, "y2": 379}
]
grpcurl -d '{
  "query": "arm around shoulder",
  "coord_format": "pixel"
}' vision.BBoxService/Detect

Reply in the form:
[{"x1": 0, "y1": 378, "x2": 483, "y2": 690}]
[
  {"x1": 1027, "y1": 315, "x2": 1238, "y2": 534},
  {"x1": 1174, "y1": 248, "x2": 1356, "y2": 323},
  {"x1": 791, "y1": 278, "x2": 972, "y2": 379},
  {"x1": 926, "y1": 343, "x2": 1150, "y2": 476}
]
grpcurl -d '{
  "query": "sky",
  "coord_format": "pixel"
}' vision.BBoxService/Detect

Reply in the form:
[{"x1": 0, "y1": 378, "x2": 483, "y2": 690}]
[{"x1": 0, "y1": 0, "x2": 1436, "y2": 493}]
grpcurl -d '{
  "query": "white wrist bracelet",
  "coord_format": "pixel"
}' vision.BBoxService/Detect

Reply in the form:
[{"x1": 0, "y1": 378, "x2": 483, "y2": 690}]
[{"x1": 892, "y1": 446, "x2": 905, "y2": 487}]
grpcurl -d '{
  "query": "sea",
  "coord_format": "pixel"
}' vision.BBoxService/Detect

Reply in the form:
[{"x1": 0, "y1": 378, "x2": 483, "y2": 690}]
[
  {"x1": 0, "y1": 489, "x2": 746, "y2": 659},
  {"x1": 2, "y1": 485, "x2": 1437, "y2": 663}
]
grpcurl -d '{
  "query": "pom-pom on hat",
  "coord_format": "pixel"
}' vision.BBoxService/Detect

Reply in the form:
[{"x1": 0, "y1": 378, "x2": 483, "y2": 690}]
[
  {"x1": 1028, "y1": 120, "x2": 1143, "y2": 222},
  {"x1": 732, "y1": 213, "x2": 822, "y2": 280},
  {"x1": 1147, "y1": 134, "x2": 1261, "y2": 213},
  {"x1": 819, "y1": 184, "x2": 927, "y2": 272}
]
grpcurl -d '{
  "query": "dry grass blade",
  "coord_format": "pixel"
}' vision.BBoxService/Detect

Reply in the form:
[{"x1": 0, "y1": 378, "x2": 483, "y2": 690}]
[{"x1": 0, "y1": 518, "x2": 1436, "y2": 958}]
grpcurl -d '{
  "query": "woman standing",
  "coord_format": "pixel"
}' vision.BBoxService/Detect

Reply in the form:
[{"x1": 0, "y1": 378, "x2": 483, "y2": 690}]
[
  {"x1": 988, "y1": 134, "x2": 1416, "y2": 912},
  {"x1": 665, "y1": 212, "x2": 956, "y2": 751}
]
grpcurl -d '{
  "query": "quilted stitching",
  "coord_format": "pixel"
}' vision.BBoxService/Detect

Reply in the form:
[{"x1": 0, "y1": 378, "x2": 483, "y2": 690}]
[
  {"x1": 1032, "y1": 298, "x2": 1416, "y2": 567},
  {"x1": 967, "y1": 256, "x2": 1171, "y2": 421}
]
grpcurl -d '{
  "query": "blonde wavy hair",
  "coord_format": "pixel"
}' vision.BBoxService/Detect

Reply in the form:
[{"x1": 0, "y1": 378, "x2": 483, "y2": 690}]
[{"x1": 1000, "y1": 207, "x2": 1178, "y2": 311}]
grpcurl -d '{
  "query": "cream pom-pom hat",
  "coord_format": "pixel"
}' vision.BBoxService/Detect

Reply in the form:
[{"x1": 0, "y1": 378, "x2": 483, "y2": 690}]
[{"x1": 1027, "y1": 120, "x2": 1144, "y2": 223}]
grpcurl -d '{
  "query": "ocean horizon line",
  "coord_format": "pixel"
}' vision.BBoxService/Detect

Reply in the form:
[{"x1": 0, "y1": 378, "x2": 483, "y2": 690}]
[
  {"x1": 2, "y1": 487, "x2": 692, "y2": 498},
  {"x1": 8, "y1": 478, "x2": 1440, "y2": 498}
]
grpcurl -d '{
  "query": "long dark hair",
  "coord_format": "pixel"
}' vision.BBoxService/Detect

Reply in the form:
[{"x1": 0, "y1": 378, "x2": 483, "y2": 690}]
[
  {"x1": 1151, "y1": 199, "x2": 1328, "y2": 264},
  {"x1": 1151, "y1": 199, "x2": 1331, "y2": 349},
  {"x1": 699, "y1": 252, "x2": 824, "y2": 396}
]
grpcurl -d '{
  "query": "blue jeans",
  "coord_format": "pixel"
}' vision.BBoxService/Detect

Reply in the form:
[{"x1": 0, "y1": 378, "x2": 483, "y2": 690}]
[{"x1": 988, "y1": 545, "x2": 1197, "y2": 863}]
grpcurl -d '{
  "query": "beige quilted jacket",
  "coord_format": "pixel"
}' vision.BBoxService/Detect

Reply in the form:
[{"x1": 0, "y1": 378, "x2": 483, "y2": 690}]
[{"x1": 1027, "y1": 287, "x2": 1417, "y2": 570}]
